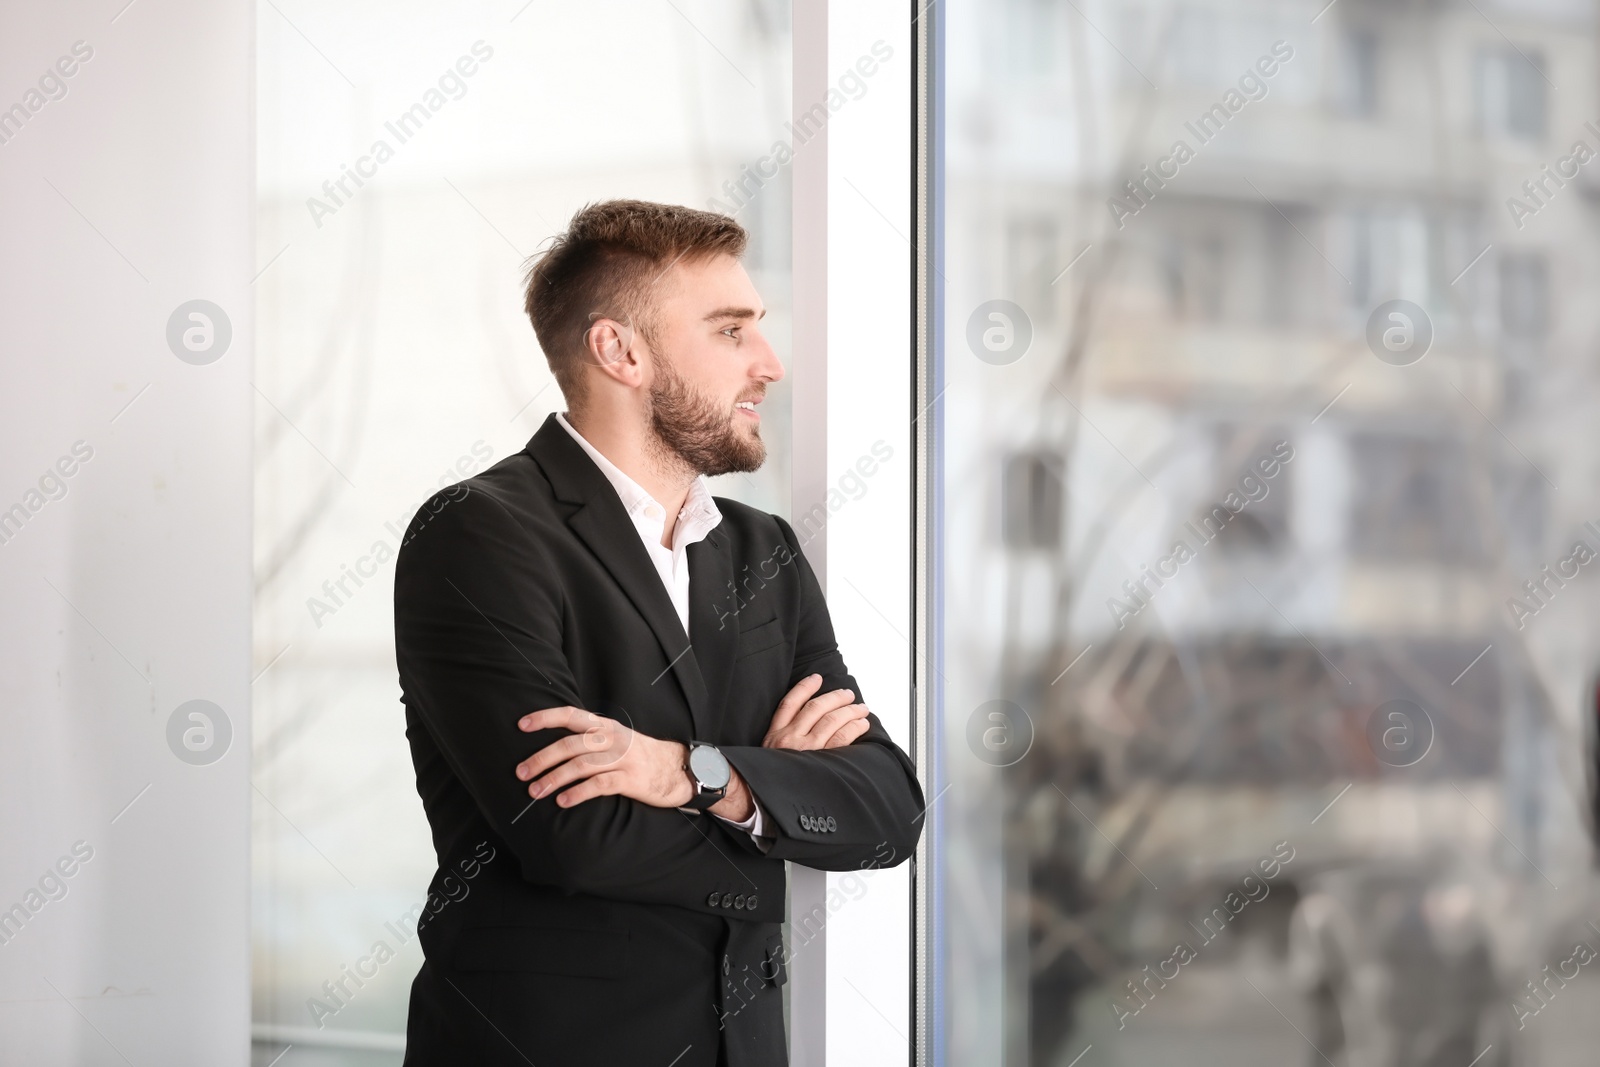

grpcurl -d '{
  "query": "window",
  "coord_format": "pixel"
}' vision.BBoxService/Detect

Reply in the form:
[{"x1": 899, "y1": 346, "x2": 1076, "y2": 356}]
[
  {"x1": 1476, "y1": 46, "x2": 1548, "y2": 140},
  {"x1": 254, "y1": 3, "x2": 794, "y2": 1057},
  {"x1": 1161, "y1": 232, "x2": 1228, "y2": 321},
  {"x1": 1499, "y1": 251, "x2": 1550, "y2": 338},
  {"x1": 1346, "y1": 207, "x2": 1429, "y2": 310},
  {"x1": 1347, "y1": 434, "x2": 1485, "y2": 564},
  {"x1": 927, "y1": 4, "x2": 1590, "y2": 1064},
  {"x1": 1336, "y1": 28, "x2": 1380, "y2": 118},
  {"x1": 1001, "y1": 450, "x2": 1065, "y2": 550}
]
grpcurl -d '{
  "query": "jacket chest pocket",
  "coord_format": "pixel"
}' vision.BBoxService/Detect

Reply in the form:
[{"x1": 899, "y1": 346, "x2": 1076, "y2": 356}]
[{"x1": 736, "y1": 616, "x2": 784, "y2": 659}]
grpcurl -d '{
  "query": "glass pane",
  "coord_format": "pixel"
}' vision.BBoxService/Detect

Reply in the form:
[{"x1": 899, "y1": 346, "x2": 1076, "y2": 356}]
[
  {"x1": 253, "y1": 3, "x2": 791, "y2": 1062},
  {"x1": 931, "y1": 2, "x2": 1600, "y2": 1065}
]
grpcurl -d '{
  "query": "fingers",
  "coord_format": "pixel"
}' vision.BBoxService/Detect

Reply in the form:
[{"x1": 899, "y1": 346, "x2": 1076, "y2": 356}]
[
  {"x1": 516, "y1": 731, "x2": 594, "y2": 784},
  {"x1": 553, "y1": 770, "x2": 626, "y2": 808},
  {"x1": 790, "y1": 688, "x2": 855, "y2": 738},
  {"x1": 767, "y1": 674, "x2": 824, "y2": 734},
  {"x1": 515, "y1": 712, "x2": 628, "y2": 782},
  {"x1": 766, "y1": 702, "x2": 869, "y2": 751},
  {"x1": 518, "y1": 705, "x2": 597, "y2": 734},
  {"x1": 808, "y1": 703, "x2": 869, "y2": 746},
  {"x1": 823, "y1": 716, "x2": 872, "y2": 749},
  {"x1": 525, "y1": 740, "x2": 630, "y2": 799}
]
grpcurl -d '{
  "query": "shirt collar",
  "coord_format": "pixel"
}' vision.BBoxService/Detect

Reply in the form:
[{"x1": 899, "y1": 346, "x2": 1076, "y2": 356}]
[{"x1": 556, "y1": 412, "x2": 722, "y2": 544}]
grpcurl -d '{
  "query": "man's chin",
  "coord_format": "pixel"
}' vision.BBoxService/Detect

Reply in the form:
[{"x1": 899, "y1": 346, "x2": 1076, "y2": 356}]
[
  {"x1": 706, "y1": 428, "x2": 765, "y2": 477},
  {"x1": 716, "y1": 445, "x2": 766, "y2": 477}
]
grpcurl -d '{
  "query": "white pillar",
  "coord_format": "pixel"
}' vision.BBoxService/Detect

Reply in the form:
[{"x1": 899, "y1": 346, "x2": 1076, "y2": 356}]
[
  {"x1": 0, "y1": 2, "x2": 254, "y2": 1062},
  {"x1": 790, "y1": 1, "x2": 915, "y2": 1062}
]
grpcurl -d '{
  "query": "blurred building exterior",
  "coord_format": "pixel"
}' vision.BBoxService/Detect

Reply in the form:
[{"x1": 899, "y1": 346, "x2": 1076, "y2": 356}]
[{"x1": 938, "y1": 1, "x2": 1600, "y2": 1064}]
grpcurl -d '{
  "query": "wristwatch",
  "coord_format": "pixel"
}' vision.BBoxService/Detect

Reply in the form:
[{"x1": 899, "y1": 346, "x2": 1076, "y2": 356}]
[{"x1": 682, "y1": 741, "x2": 731, "y2": 811}]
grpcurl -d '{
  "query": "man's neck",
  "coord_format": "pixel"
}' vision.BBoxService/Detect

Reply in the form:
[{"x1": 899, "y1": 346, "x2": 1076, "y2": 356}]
[{"x1": 565, "y1": 409, "x2": 695, "y2": 546}]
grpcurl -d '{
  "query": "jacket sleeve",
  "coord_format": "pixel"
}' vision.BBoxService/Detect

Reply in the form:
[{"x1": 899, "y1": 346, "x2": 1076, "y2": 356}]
[
  {"x1": 719, "y1": 516, "x2": 926, "y2": 871},
  {"x1": 394, "y1": 485, "x2": 784, "y2": 922}
]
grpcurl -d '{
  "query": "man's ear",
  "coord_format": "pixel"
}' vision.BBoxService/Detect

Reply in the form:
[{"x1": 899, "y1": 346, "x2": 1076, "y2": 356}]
[{"x1": 582, "y1": 316, "x2": 644, "y2": 387}]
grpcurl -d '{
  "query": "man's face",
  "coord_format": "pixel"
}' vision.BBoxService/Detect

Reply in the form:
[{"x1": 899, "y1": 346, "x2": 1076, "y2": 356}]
[{"x1": 644, "y1": 254, "x2": 784, "y2": 477}]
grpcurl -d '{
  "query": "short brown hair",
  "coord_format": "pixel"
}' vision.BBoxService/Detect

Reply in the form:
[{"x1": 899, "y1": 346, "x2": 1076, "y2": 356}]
[{"x1": 522, "y1": 200, "x2": 747, "y2": 406}]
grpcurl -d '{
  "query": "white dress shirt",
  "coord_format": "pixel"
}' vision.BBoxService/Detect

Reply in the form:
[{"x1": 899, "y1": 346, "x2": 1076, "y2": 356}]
[{"x1": 556, "y1": 413, "x2": 768, "y2": 841}]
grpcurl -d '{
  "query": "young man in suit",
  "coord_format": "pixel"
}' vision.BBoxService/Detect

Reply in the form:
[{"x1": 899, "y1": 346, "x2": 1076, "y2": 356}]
[{"x1": 394, "y1": 199, "x2": 924, "y2": 1066}]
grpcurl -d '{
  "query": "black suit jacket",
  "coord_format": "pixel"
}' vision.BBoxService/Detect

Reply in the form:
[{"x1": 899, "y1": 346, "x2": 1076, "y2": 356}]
[{"x1": 394, "y1": 415, "x2": 925, "y2": 1066}]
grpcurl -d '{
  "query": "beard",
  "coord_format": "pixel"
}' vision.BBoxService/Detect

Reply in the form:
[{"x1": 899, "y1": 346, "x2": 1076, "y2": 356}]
[{"x1": 647, "y1": 356, "x2": 766, "y2": 477}]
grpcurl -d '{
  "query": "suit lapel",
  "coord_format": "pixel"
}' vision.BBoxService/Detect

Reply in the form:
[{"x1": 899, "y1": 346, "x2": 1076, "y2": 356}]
[
  {"x1": 688, "y1": 529, "x2": 738, "y2": 733},
  {"x1": 526, "y1": 416, "x2": 715, "y2": 738}
]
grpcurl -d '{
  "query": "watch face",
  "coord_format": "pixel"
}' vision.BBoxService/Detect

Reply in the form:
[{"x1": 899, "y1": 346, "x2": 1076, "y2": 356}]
[{"x1": 688, "y1": 744, "x2": 731, "y2": 791}]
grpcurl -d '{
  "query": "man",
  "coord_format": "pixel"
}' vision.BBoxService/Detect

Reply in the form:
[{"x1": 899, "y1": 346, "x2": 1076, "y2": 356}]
[{"x1": 394, "y1": 199, "x2": 925, "y2": 1066}]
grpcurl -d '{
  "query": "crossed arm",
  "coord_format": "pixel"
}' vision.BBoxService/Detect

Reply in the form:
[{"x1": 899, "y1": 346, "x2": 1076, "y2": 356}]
[
  {"x1": 512, "y1": 673, "x2": 871, "y2": 818},
  {"x1": 395, "y1": 491, "x2": 924, "y2": 924}
]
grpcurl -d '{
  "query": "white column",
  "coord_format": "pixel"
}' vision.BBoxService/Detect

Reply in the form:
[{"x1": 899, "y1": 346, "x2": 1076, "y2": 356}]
[
  {"x1": 789, "y1": 2, "x2": 833, "y2": 1062},
  {"x1": 0, "y1": 2, "x2": 253, "y2": 1063},
  {"x1": 790, "y1": 1, "x2": 915, "y2": 1063}
]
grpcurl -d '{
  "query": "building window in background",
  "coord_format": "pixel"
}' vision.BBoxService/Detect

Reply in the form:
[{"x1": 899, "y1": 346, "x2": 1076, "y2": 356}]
[
  {"x1": 1476, "y1": 45, "x2": 1548, "y2": 141},
  {"x1": 1499, "y1": 250, "x2": 1550, "y2": 339},
  {"x1": 1346, "y1": 207, "x2": 1429, "y2": 311},
  {"x1": 1335, "y1": 28, "x2": 1380, "y2": 119},
  {"x1": 1348, "y1": 434, "x2": 1485, "y2": 564},
  {"x1": 1161, "y1": 233, "x2": 1228, "y2": 321},
  {"x1": 1001, "y1": 450, "x2": 1065, "y2": 551}
]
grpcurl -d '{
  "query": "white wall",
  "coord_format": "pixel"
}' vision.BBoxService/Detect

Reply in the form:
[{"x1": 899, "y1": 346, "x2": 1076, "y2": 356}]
[
  {"x1": 0, "y1": 2, "x2": 253, "y2": 1063},
  {"x1": 791, "y1": 0, "x2": 915, "y2": 1062}
]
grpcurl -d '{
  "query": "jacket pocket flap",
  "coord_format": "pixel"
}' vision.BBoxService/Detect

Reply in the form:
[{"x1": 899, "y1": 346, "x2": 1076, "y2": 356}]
[
  {"x1": 764, "y1": 932, "x2": 788, "y2": 987},
  {"x1": 737, "y1": 616, "x2": 783, "y2": 657}
]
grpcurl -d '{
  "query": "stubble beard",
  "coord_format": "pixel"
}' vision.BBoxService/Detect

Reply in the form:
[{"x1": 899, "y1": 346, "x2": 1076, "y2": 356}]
[{"x1": 647, "y1": 356, "x2": 766, "y2": 478}]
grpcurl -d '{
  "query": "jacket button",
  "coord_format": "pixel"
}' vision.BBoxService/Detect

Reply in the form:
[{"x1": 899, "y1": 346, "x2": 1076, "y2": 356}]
[
  {"x1": 826, "y1": 816, "x2": 837, "y2": 832},
  {"x1": 734, "y1": 894, "x2": 746, "y2": 909},
  {"x1": 721, "y1": 893, "x2": 733, "y2": 908},
  {"x1": 748, "y1": 895, "x2": 757, "y2": 909},
  {"x1": 799, "y1": 814, "x2": 810, "y2": 831},
  {"x1": 708, "y1": 891, "x2": 721, "y2": 907}
]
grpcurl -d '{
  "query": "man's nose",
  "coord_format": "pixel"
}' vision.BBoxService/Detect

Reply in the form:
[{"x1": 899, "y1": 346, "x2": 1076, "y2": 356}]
[{"x1": 752, "y1": 330, "x2": 785, "y2": 383}]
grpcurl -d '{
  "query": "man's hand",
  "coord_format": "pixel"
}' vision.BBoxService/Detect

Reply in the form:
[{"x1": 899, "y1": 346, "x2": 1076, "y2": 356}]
[
  {"x1": 514, "y1": 707, "x2": 756, "y2": 821},
  {"x1": 516, "y1": 707, "x2": 694, "y2": 809},
  {"x1": 763, "y1": 674, "x2": 872, "y2": 751}
]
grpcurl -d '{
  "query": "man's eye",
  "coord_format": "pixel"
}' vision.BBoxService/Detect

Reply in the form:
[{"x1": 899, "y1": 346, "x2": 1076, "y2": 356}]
[{"x1": 721, "y1": 327, "x2": 740, "y2": 339}]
